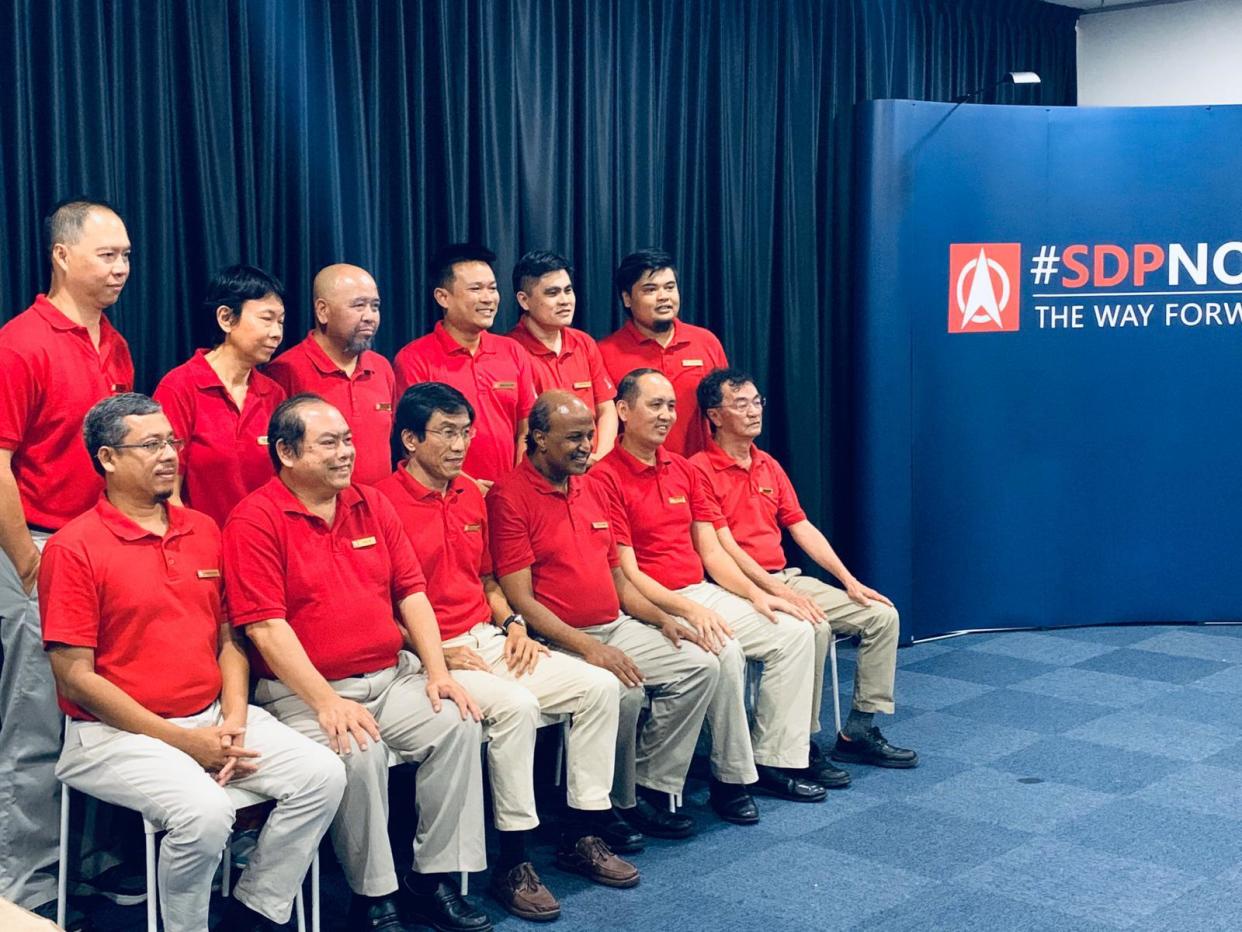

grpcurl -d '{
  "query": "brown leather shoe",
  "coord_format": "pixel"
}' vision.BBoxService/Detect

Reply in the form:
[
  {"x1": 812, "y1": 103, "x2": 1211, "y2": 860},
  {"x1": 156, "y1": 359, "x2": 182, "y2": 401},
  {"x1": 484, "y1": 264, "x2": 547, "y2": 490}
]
[
  {"x1": 555, "y1": 835, "x2": 640, "y2": 888},
  {"x1": 489, "y1": 861, "x2": 561, "y2": 922}
]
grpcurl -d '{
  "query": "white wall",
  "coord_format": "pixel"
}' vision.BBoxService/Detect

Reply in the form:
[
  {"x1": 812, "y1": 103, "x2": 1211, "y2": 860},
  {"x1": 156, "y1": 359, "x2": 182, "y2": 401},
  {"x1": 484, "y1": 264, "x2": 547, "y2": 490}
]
[{"x1": 1077, "y1": 0, "x2": 1242, "y2": 106}]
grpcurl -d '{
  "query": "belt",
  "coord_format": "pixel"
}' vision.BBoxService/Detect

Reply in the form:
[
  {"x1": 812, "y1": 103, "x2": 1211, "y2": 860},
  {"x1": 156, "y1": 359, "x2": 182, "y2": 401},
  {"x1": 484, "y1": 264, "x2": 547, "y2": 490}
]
[{"x1": 28, "y1": 523, "x2": 57, "y2": 534}]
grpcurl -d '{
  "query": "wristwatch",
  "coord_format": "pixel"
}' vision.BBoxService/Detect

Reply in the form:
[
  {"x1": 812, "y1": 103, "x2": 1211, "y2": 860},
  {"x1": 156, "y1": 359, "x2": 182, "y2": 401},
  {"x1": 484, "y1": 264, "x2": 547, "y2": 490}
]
[{"x1": 501, "y1": 613, "x2": 526, "y2": 633}]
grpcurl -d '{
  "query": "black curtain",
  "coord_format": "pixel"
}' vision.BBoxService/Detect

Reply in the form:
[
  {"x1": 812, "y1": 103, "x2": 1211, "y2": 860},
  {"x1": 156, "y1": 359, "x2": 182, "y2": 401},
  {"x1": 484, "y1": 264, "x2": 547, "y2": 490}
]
[{"x1": 0, "y1": 0, "x2": 1076, "y2": 551}]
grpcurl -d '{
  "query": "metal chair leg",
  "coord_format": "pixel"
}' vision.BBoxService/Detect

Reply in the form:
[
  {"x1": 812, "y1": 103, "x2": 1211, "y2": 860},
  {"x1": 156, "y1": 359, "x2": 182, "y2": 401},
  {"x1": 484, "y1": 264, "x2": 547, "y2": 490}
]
[
  {"x1": 830, "y1": 636, "x2": 842, "y2": 735},
  {"x1": 144, "y1": 825, "x2": 158, "y2": 931},
  {"x1": 56, "y1": 783, "x2": 69, "y2": 929}
]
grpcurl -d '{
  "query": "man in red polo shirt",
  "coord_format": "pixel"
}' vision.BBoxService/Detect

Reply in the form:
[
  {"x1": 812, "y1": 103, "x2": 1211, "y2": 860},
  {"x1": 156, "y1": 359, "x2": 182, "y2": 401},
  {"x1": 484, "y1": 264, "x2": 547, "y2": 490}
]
[
  {"x1": 43, "y1": 393, "x2": 345, "y2": 932},
  {"x1": 265, "y1": 264, "x2": 395, "y2": 485},
  {"x1": 223, "y1": 395, "x2": 490, "y2": 932},
  {"x1": 597, "y1": 249, "x2": 727, "y2": 457},
  {"x1": 393, "y1": 244, "x2": 537, "y2": 491},
  {"x1": 589, "y1": 370, "x2": 828, "y2": 823},
  {"x1": 507, "y1": 251, "x2": 617, "y2": 462},
  {"x1": 489, "y1": 390, "x2": 718, "y2": 836},
  {"x1": 0, "y1": 198, "x2": 135, "y2": 915},
  {"x1": 378, "y1": 383, "x2": 639, "y2": 921},
  {"x1": 692, "y1": 369, "x2": 917, "y2": 772}
]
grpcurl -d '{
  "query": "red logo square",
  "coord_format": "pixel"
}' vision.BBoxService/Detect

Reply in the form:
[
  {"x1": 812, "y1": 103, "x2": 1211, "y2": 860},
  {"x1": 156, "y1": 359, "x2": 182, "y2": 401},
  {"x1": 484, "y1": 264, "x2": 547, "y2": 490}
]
[{"x1": 948, "y1": 243, "x2": 1022, "y2": 333}]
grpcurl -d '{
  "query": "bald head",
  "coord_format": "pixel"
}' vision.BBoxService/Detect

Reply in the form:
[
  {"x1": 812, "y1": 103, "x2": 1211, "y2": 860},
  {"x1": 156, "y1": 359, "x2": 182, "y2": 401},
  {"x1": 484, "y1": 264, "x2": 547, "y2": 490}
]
[
  {"x1": 312, "y1": 264, "x2": 381, "y2": 356},
  {"x1": 527, "y1": 390, "x2": 596, "y2": 478}
]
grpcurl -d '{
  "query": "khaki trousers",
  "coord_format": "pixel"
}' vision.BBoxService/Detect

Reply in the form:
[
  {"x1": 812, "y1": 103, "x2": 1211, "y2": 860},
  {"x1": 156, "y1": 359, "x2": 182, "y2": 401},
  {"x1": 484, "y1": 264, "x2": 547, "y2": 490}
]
[
  {"x1": 577, "y1": 615, "x2": 719, "y2": 808},
  {"x1": 773, "y1": 569, "x2": 898, "y2": 720},
  {"x1": 678, "y1": 581, "x2": 815, "y2": 774},
  {"x1": 255, "y1": 650, "x2": 486, "y2": 897},
  {"x1": 56, "y1": 703, "x2": 345, "y2": 930},
  {"x1": 445, "y1": 622, "x2": 619, "y2": 830}
]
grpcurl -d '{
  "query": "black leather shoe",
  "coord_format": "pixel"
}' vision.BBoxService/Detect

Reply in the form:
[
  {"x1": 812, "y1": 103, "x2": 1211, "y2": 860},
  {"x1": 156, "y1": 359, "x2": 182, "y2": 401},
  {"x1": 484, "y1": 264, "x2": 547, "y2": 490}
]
[
  {"x1": 831, "y1": 728, "x2": 919, "y2": 768},
  {"x1": 401, "y1": 874, "x2": 493, "y2": 932},
  {"x1": 222, "y1": 897, "x2": 278, "y2": 931},
  {"x1": 807, "y1": 741, "x2": 852, "y2": 788},
  {"x1": 32, "y1": 900, "x2": 93, "y2": 932},
  {"x1": 623, "y1": 793, "x2": 695, "y2": 839},
  {"x1": 753, "y1": 764, "x2": 828, "y2": 802},
  {"x1": 597, "y1": 808, "x2": 646, "y2": 853},
  {"x1": 347, "y1": 893, "x2": 408, "y2": 931},
  {"x1": 708, "y1": 778, "x2": 760, "y2": 825}
]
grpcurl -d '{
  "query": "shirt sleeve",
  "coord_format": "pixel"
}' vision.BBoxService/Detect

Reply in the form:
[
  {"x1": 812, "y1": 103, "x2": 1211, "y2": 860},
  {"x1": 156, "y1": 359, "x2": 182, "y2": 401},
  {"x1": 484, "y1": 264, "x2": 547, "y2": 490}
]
[
  {"x1": 689, "y1": 457, "x2": 731, "y2": 530},
  {"x1": 514, "y1": 350, "x2": 537, "y2": 420},
  {"x1": 393, "y1": 344, "x2": 422, "y2": 399},
  {"x1": 262, "y1": 355, "x2": 295, "y2": 395},
  {"x1": 478, "y1": 505, "x2": 495, "y2": 577},
  {"x1": 585, "y1": 339, "x2": 615, "y2": 404},
  {"x1": 0, "y1": 345, "x2": 38, "y2": 450},
  {"x1": 486, "y1": 487, "x2": 536, "y2": 578},
  {"x1": 772, "y1": 460, "x2": 808, "y2": 527},
  {"x1": 687, "y1": 462, "x2": 725, "y2": 526},
  {"x1": 152, "y1": 373, "x2": 194, "y2": 476},
  {"x1": 374, "y1": 493, "x2": 428, "y2": 601},
  {"x1": 222, "y1": 510, "x2": 291, "y2": 626},
  {"x1": 38, "y1": 541, "x2": 101, "y2": 649},
  {"x1": 707, "y1": 329, "x2": 729, "y2": 367}
]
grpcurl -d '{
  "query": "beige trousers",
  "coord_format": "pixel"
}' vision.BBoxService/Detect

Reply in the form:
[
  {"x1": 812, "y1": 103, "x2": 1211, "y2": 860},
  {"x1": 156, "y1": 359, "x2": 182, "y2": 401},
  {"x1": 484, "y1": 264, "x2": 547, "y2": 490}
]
[{"x1": 445, "y1": 622, "x2": 619, "y2": 830}]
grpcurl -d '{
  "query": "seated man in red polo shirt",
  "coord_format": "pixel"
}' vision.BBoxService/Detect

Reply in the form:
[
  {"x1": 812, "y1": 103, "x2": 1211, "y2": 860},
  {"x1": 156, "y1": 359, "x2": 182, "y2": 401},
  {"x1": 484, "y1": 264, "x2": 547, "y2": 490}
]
[
  {"x1": 265, "y1": 264, "x2": 395, "y2": 485},
  {"x1": 393, "y1": 244, "x2": 537, "y2": 492},
  {"x1": 378, "y1": 383, "x2": 639, "y2": 922},
  {"x1": 589, "y1": 369, "x2": 828, "y2": 822},
  {"x1": 507, "y1": 251, "x2": 617, "y2": 462},
  {"x1": 222, "y1": 394, "x2": 490, "y2": 932},
  {"x1": 692, "y1": 368, "x2": 917, "y2": 772},
  {"x1": 489, "y1": 390, "x2": 719, "y2": 833},
  {"x1": 597, "y1": 249, "x2": 727, "y2": 458},
  {"x1": 42, "y1": 393, "x2": 345, "y2": 932}
]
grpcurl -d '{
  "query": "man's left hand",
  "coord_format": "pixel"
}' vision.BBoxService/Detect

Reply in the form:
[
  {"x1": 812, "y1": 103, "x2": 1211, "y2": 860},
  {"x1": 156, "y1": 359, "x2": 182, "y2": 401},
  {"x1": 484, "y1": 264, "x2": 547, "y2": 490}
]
[
  {"x1": 749, "y1": 591, "x2": 802, "y2": 624},
  {"x1": 844, "y1": 580, "x2": 894, "y2": 608}
]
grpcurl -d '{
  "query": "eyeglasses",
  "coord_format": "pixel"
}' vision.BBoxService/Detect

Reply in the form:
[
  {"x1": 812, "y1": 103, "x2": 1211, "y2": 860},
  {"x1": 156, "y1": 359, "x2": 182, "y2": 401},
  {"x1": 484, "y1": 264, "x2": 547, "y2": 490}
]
[
  {"x1": 109, "y1": 437, "x2": 186, "y2": 455},
  {"x1": 714, "y1": 396, "x2": 766, "y2": 413},
  {"x1": 424, "y1": 426, "x2": 477, "y2": 443}
]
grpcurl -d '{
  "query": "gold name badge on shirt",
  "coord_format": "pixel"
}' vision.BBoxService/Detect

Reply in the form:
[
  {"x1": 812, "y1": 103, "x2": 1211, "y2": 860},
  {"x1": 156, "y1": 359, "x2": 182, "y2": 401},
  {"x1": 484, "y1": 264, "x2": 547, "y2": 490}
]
[
  {"x1": 463, "y1": 523, "x2": 482, "y2": 532},
  {"x1": 257, "y1": 435, "x2": 270, "y2": 446},
  {"x1": 573, "y1": 380, "x2": 593, "y2": 390},
  {"x1": 196, "y1": 568, "x2": 221, "y2": 579},
  {"x1": 493, "y1": 380, "x2": 517, "y2": 390},
  {"x1": 591, "y1": 521, "x2": 609, "y2": 530},
  {"x1": 682, "y1": 359, "x2": 704, "y2": 367},
  {"x1": 351, "y1": 536, "x2": 378, "y2": 549},
  {"x1": 668, "y1": 495, "x2": 687, "y2": 505},
  {"x1": 111, "y1": 383, "x2": 129, "y2": 392},
  {"x1": 376, "y1": 402, "x2": 393, "y2": 412},
  {"x1": 758, "y1": 486, "x2": 775, "y2": 495}
]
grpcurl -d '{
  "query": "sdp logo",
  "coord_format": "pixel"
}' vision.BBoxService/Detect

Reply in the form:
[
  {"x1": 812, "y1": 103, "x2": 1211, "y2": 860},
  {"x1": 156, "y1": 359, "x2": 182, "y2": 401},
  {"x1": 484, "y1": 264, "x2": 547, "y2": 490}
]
[{"x1": 948, "y1": 243, "x2": 1021, "y2": 333}]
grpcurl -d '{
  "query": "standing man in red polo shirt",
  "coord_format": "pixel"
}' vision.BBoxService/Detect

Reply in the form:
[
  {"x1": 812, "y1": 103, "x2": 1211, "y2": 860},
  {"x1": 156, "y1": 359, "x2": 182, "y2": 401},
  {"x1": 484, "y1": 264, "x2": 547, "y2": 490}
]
[
  {"x1": 0, "y1": 198, "x2": 135, "y2": 915},
  {"x1": 153, "y1": 265, "x2": 288, "y2": 526},
  {"x1": 489, "y1": 391, "x2": 719, "y2": 837},
  {"x1": 597, "y1": 249, "x2": 727, "y2": 457},
  {"x1": 393, "y1": 244, "x2": 537, "y2": 492},
  {"x1": 378, "y1": 383, "x2": 639, "y2": 922},
  {"x1": 692, "y1": 368, "x2": 917, "y2": 772},
  {"x1": 507, "y1": 251, "x2": 617, "y2": 462},
  {"x1": 223, "y1": 395, "x2": 490, "y2": 932},
  {"x1": 43, "y1": 393, "x2": 345, "y2": 932},
  {"x1": 265, "y1": 264, "x2": 395, "y2": 485},
  {"x1": 589, "y1": 370, "x2": 828, "y2": 823}
]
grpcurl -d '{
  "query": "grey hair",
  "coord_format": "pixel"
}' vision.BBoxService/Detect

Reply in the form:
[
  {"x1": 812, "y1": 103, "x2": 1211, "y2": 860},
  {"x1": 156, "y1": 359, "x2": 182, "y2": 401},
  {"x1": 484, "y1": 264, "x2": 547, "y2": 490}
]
[{"x1": 83, "y1": 393, "x2": 162, "y2": 476}]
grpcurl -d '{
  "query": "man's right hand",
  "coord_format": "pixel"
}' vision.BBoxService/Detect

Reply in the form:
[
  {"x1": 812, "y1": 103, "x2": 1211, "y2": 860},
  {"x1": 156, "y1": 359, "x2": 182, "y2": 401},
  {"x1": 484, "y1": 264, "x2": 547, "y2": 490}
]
[
  {"x1": 175, "y1": 724, "x2": 261, "y2": 773},
  {"x1": 679, "y1": 604, "x2": 733, "y2": 653},
  {"x1": 582, "y1": 642, "x2": 644, "y2": 688},
  {"x1": 314, "y1": 695, "x2": 382, "y2": 755}
]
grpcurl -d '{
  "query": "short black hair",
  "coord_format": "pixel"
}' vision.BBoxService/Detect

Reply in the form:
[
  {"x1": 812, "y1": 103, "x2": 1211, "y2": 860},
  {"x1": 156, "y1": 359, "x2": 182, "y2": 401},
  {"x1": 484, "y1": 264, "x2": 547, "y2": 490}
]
[
  {"x1": 392, "y1": 382, "x2": 475, "y2": 462},
  {"x1": 525, "y1": 395, "x2": 556, "y2": 454},
  {"x1": 512, "y1": 250, "x2": 572, "y2": 297},
  {"x1": 202, "y1": 264, "x2": 286, "y2": 329},
  {"x1": 267, "y1": 393, "x2": 325, "y2": 472},
  {"x1": 44, "y1": 197, "x2": 124, "y2": 258},
  {"x1": 697, "y1": 368, "x2": 758, "y2": 433},
  {"x1": 615, "y1": 367, "x2": 663, "y2": 406},
  {"x1": 614, "y1": 249, "x2": 677, "y2": 309},
  {"x1": 83, "y1": 393, "x2": 162, "y2": 477},
  {"x1": 429, "y1": 243, "x2": 497, "y2": 292}
]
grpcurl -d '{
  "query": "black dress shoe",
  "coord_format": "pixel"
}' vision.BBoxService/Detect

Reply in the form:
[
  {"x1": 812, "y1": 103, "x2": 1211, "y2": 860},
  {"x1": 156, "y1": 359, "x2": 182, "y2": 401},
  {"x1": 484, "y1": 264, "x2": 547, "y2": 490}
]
[
  {"x1": 708, "y1": 778, "x2": 760, "y2": 825},
  {"x1": 347, "y1": 893, "x2": 408, "y2": 931},
  {"x1": 624, "y1": 793, "x2": 695, "y2": 839},
  {"x1": 597, "y1": 808, "x2": 646, "y2": 853},
  {"x1": 831, "y1": 728, "x2": 919, "y2": 768},
  {"x1": 32, "y1": 900, "x2": 93, "y2": 932},
  {"x1": 401, "y1": 874, "x2": 493, "y2": 932},
  {"x1": 222, "y1": 897, "x2": 278, "y2": 931},
  {"x1": 807, "y1": 741, "x2": 852, "y2": 788},
  {"x1": 753, "y1": 764, "x2": 828, "y2": 802}
]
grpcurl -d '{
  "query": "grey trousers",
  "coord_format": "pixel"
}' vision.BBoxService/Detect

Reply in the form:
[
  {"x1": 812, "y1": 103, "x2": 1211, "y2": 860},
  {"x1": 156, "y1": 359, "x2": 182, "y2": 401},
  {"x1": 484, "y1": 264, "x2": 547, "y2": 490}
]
[
  {"x1": 254, "y1": 650, "x2": 486, "y2": 897},
  {"x1": 577, "y1": 616, "x2": 719, "y2": 808},
  {"x1": 0, "y1": 532, "x2": 59, "y2": 909}
]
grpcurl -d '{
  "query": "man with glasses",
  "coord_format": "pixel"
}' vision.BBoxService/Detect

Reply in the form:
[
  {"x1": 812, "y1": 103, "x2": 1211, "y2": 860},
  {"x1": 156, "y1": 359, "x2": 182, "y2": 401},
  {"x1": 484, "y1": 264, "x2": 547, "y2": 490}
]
[{"x1": 691, "y1": 368, "x2": 917, "y2": 773}]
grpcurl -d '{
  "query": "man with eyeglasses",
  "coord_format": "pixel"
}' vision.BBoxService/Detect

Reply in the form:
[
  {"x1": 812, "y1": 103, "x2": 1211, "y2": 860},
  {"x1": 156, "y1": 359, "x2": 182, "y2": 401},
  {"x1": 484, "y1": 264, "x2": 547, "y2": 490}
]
[
  {"x1": 42, "y1": 392, "x2": 345, "y2": 932},
  {"x1": 223, "y1": 394, "x2": 491, "y2": 932},
  {"x1": 377, "y1": 383, "x2": 638, "y2": 923},
  {"x1": 691, "y1": 368, "x2": 917, "y2": 773},
  {"x1": 0, "y1": 198, "x2": 135, "y2": 920}
]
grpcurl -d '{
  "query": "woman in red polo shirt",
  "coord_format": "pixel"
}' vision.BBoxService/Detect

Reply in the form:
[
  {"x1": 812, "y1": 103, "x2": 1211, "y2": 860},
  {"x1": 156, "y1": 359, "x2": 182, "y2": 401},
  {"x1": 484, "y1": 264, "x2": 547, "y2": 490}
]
[{"x1": 153, "y1": 265, "x2": 288, "y2": 526}]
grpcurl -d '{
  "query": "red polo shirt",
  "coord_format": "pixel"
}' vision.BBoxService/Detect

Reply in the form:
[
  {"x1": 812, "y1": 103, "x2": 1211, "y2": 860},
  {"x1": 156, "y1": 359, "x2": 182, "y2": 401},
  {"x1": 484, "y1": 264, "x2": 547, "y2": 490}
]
[
  {"x1": 153, "y1": 350, "x2": 285, "y2": 527},
  {"x1": 264, "y1": 332, "x2": 396, "y2": 486},
  {"x1": 223, "y1": 477, "x2": 427, "y2": 680},
  {"x1": 39, "y1": 497, "x2": 224, "y2": 721},
  {"x1": 597, "y1": 319, "x2": 727, "y2": 458},
  {"x1": 489, "y1": 459, "x2": 621, "y2": 628},
  {"x1": 587, "y1": 444, "x2": 722, "y2": 591},
  {"x1": 392, "y1": 323, "x2": 537, "y2": 483},
  {"x1": 690, "y1": 441, "x2": 806, "y2": 572},
  {"x1": 375, "y1": 468, "x2": 491, "y2": 640},
  {"x1": 0, "y1": 295, "x2": 135, "y2": 529},
  {"x1": 507, "y1": 323, "x2": 615, "y2": 410}
]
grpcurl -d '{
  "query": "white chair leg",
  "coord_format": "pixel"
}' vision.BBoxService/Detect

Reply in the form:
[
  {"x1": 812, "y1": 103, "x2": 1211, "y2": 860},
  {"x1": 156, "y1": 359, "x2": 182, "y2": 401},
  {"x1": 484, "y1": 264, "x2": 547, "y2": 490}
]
[
  {"x1": 312, "y1": 849, "x2": 321, "y2": 932},
  {"x1": 460, "y1": 871, "x2": 469, "y2": 895},
  {"x1": 222, "y1": 833, "x2": 232, "y2": 897},
  {"x1": 295, "y1": 881, "x2": 306, "y2": 932},
  {"x1": 56, "y1": 783, "x2": 69, "y2": 929},
  {"x1": 552, "y1": 721, "x2": 566, "y2": 787},
  {"x1": 830, "y1": 636, "x2": 842, "y2": 735},
  {"x1": 667, "y1": 792, "x2": 676, "y2": 814},
  {"x1": 144, "y1": 826, "x2": 158, "y2": 932}
]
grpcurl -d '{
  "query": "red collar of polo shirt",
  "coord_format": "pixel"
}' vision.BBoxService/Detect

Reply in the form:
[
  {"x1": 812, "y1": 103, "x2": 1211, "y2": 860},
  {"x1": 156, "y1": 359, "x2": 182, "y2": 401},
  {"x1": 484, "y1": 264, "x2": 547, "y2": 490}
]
[
  {"x1": 93, "y1": 494, "x2": 191, "y2": 543},
  {"x1": 516, "y1": 457, "x2": 579, "y2": 499},
  {"x1": 393, "y1": 465, "x2": 466, "y2": 503},
  {"x1": 621, "y1": 318, "x2": 690, "y2": 350},
  {"x1": 701, "y1": 438, "x2": 756, "y2": 474},
  {"x1": 268, "y1": 476, "x2": 364, "y2": 526},
  {"x1": 508, "y1": 322, "x2": 567, "y2": 359},
  {"x1": 433, "y1": 321, "x2": 499, "y2": 357},
  {"x1": 186, "y1": 349, "x2": 278, "y2": 397},
  {"x1": 31, "y1": 294, "x2": 102, "y2": 334},
  {"x1": 300, "y1": 331, "x2": 376, "y2": 380},
  {"x1": 611, "y1": 442, "x2": 672, "y2": 476}
]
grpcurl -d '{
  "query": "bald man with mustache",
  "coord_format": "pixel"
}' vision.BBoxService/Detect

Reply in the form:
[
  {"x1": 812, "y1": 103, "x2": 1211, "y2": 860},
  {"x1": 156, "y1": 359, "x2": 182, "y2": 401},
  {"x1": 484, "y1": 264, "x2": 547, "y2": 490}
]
[{"x1": 265, "y1": 264, "x2": 396, "y2": 485}]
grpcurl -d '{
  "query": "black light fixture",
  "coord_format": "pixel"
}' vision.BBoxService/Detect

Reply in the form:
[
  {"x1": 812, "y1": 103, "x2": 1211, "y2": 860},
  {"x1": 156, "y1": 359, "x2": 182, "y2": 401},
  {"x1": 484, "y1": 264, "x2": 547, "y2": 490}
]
[{"x1": 953, "y1": 71, "x2": 1042, "y2": 104}]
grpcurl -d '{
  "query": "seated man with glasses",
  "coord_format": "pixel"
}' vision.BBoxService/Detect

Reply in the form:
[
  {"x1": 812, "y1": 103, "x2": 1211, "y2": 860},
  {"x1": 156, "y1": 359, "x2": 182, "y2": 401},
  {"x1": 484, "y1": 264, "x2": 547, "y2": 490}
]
[
  {"x1": 41, "y1": 393, "x2": 346, "y2": 932},
  {"x1": 691, "y1": 369, "x2": 917, "y2": 776}
]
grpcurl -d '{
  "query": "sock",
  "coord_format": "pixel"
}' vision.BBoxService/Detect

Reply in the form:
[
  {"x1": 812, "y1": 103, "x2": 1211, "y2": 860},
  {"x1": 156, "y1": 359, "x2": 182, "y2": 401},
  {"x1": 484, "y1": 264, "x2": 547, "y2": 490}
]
[
  {"x1": 496, "y1": 829, "x2": 529, "y2": 870},
  {"x1": 564, "y1": 806, "x2": 612, "y2": 844},
  {"x1": 406, "y1": 870, "x2": 446, "y2": 895},
  {"x1": 844, "y1": 708, "x2": 874, "y2": 740}
]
